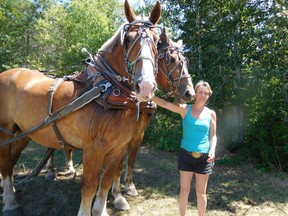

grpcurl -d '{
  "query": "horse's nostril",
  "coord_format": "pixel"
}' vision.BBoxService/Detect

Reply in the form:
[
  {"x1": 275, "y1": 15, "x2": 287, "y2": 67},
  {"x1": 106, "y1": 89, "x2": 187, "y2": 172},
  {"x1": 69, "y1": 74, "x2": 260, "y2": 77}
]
[{"x1": 185, "y1": 91, "x2": 191, "y2": 98}]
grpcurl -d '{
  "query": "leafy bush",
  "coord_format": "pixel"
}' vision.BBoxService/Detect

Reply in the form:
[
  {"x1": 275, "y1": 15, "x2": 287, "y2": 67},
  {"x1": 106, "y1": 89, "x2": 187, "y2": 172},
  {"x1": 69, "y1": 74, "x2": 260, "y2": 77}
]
[
  {"x1": 144, "y1": 105, "x2": 182, "y2": 152},
  {"x1": 244, "y1": 77, "x2": 288, "y2": 172}
]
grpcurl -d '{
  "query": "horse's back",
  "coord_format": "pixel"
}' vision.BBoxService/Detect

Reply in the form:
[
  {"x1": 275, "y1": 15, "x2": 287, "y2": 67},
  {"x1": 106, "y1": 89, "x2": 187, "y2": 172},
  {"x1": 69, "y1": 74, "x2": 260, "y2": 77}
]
[
  {"x1": 0, "y1": 68, "x2": 52, "y2": 88},
  {"x1": 0, "y1": 68, "x2": 52, "y2": 112}
]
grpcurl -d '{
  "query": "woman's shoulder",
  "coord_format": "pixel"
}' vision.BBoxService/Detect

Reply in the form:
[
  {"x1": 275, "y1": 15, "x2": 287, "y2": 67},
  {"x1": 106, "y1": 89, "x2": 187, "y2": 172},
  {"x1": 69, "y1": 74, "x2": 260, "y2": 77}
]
[
  {"x1": 180, "y1": 103, "x2": 189, "y2": 115},
  {"x1": 204, "y1": 107, "x2": 216, "y2": 118}
]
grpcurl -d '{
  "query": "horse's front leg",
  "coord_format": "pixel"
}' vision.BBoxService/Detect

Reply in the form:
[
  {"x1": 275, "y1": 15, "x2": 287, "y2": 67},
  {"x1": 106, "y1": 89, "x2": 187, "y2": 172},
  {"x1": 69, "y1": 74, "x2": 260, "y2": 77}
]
[
  {"x1": 57, "y1": 149, "x2": 76, "y2": 178},
  {"x1": 111, "y1": 158, "x2": 131, "y2": 210},
  {"x1": 77, "y1": 145, "x2": 104, "y2": 216},
  {"x1": 92, "y1": 146, "x2": 128, "y2": 215},
  {"x1": 46, "y1": 149, "x2": 76, "y2": 180},
  {"x1": 124, "y1": 136, "x2": 144, "y2": 197},
  {"x1": 64, "y1": 149, "x2": 76, "y2": 175}
]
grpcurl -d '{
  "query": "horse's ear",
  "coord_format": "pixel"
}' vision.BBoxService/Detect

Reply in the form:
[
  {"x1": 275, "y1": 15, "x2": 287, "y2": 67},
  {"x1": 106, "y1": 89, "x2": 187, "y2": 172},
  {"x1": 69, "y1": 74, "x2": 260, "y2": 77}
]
[
  {"x1": 159, "y1": 27, "x2": 169, "y2": 49},
  {"x1": 149, "y1": 1, "x2": 161, "y2": 24},
  {"x1": 124, "y1": 0, "x2": 137, "y2": 23}
]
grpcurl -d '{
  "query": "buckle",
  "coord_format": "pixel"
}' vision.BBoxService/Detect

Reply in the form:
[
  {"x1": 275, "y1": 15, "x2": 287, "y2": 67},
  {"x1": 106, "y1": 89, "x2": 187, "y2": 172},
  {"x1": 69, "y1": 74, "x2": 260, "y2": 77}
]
[{"x1": 191, "y1": 152, "x2": 202, "y2": 158}]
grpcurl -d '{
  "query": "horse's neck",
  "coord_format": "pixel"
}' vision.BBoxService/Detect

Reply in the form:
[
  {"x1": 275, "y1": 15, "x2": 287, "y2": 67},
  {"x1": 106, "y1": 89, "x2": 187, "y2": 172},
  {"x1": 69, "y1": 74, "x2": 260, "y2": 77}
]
[{"x1": 99, "y1": 47, "x2": 126, "y2": 75}]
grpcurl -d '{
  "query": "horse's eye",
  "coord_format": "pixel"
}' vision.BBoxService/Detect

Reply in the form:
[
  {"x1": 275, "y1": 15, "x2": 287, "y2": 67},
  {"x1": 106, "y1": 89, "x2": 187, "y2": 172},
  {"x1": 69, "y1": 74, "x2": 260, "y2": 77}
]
[{"x1": 126, "y1": 35, "x2": 132, "y2": 44}]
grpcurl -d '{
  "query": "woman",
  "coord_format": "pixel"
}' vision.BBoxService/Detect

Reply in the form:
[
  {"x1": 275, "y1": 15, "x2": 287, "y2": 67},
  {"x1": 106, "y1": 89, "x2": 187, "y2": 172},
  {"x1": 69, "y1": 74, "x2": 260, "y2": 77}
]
[{"x1": 151, "y1": 81, "x2": 217, "y2": 216}]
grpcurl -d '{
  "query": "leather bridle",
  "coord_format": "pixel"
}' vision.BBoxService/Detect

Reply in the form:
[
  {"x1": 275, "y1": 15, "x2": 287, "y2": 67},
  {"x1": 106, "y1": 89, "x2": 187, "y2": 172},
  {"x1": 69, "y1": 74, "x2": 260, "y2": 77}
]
[
  {"x1": 158, "y1": 45, "x2": 191, "y2": 96},
  {"x1": 122, "y1": 20, "x2": 162, "y2": 83}
]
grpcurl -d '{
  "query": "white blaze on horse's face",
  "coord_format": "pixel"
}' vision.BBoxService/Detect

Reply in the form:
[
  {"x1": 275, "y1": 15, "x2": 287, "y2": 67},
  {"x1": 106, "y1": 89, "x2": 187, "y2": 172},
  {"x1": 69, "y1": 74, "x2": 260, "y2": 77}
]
[{"x1": 136, "y1": 37, "x2": 156, "y2": 102}]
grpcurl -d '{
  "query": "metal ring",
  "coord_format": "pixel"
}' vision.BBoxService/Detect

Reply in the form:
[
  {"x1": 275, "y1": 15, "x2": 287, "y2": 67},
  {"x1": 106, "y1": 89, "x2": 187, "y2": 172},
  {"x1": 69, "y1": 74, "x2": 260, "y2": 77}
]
[{"x1": 113, "y1": 89, "x2": 121, "y2": 96}]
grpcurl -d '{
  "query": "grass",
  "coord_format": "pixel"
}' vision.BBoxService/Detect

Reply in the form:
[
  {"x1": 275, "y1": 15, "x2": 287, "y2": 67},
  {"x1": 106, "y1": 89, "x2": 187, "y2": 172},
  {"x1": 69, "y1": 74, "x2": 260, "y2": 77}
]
[{"x1": 1, "y1": 141, "x2": 288, "y2": 216}]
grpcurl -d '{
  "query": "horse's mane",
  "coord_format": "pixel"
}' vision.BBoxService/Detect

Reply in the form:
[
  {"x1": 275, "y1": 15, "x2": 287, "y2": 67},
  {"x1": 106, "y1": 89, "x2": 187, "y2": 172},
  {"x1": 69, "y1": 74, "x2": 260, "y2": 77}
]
[{"x1": 98, "y1": 23, "x2": 127, "y2": 52}]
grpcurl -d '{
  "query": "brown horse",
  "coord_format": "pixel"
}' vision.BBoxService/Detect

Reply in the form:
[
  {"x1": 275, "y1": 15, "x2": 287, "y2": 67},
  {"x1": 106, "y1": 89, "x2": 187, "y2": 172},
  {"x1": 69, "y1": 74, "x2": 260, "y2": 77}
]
[
  {"x1": 43, "y1": 28, "x2": 195, "y2": 211},
  {"x1": 111, "y1": 29, "x2": 195, "y2": 210},
  {"x1": 0, "y1": 1, "x2": 161, "y2": 215}
]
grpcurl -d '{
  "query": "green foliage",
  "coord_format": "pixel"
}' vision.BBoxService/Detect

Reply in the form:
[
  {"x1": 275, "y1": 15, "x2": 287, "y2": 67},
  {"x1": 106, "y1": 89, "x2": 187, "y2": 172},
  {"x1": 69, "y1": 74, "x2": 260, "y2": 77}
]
[
  {"x1": 0, "y1": 0, "x2": 38, "y2": 71},
  {"x1": 0, "y1": 0, "x2": 123, "y2": 75},
  {"x1": 244, "y1": 74, "x2": 288, "y2": 171},
  {"x1": 144, "y1": 94, "x2": 183, "y2": 152},
  {"x1": 160, "y1": 0, "x2": 288, "y2": 172},
  {"x1": 33, "y1": 0, "x2": 123, "y2": 75},
  {"x1": 1, "y1": 0, "x2": 288, "y2": 172},
  {"x1": 216, "y1": 154, "x2": 245, "y2": 166}
]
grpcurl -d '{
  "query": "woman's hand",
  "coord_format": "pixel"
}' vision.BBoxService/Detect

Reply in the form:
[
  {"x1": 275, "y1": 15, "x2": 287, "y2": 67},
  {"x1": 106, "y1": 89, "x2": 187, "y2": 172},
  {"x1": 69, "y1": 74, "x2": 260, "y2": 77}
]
[{"x1": 207, "y1": 151, "x2": 215, "y2": 163}]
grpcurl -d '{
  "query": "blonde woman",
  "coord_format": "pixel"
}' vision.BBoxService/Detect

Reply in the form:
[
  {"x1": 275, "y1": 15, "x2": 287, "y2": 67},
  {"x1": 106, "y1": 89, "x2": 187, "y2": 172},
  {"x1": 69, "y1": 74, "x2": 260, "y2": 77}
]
[{"x1": 152, "y1": 81, "x2": 217, "y2": 216}]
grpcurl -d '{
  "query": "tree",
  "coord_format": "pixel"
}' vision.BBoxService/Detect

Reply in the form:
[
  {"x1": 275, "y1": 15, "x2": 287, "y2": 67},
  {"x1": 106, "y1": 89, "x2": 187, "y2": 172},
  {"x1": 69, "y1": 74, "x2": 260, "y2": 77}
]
[
  {"x1": 0, "y1": 0, "x2": 46, "y2": 71},
  {"x1": 34, "y1": 0, "x2": 123, "y2": 75},
  {"x1": 156, "y1": 0, "x2": 288, "y2": 171}
]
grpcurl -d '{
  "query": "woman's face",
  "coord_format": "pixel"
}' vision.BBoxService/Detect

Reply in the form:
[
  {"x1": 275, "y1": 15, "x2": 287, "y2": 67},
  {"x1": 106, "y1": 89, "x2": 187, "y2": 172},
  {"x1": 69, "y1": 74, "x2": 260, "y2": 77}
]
[{"x1": 195, "y1": 86, "x2": 210, "y2": 104}]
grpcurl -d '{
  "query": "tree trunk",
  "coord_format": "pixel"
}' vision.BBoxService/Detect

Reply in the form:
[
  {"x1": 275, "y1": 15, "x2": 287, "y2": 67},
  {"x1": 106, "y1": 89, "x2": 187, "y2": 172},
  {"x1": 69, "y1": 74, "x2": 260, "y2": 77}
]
[
  {"x1": 233, "y1": 0, "x2": 244, "y2": 145},
  {"x1": 196, "y1": 0, "x2": 202, "y2": 73},
  {"x1": 282, "y1": 63, "x2": 288, "y2": 110}
]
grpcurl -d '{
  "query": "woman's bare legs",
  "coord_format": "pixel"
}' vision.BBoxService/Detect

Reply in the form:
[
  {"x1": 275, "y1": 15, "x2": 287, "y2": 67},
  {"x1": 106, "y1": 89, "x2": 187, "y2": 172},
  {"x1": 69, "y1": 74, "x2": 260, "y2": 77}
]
[
  {"x1": 195, "y1": 173, "x2": 209, "y2": 216},
  {"x1": 179, "y1": 170, "x2": 193, "y2": 216}
]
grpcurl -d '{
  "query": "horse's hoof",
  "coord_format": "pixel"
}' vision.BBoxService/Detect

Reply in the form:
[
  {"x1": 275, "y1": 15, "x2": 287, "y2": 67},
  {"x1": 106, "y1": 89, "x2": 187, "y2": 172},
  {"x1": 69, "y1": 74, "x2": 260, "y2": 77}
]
[
  {"x1": 91, "y1": 209, "x2": 110, "y2": 216},
  {"x1": 113, "y1": 197, "x2": 130, "y2": 211},
  {"x1": 125, "y1": 183, "x2": 138, "y2": 197},
  {"x1": 45, "y1": 173, "x2": 57, "y2": 181},
  {"x1": 3, "y1": 207, "x2": 22, "y2": 216},
  {"x1": 56, "y1": 170, "x2": 76, "y2": 179}
]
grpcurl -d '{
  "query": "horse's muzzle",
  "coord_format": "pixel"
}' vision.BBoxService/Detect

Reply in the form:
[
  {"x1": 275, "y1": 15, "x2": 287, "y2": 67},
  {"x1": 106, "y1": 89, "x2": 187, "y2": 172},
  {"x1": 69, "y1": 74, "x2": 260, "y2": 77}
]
[{"x1": 135, "y1": 78, "x2": 157, "y2": 102}]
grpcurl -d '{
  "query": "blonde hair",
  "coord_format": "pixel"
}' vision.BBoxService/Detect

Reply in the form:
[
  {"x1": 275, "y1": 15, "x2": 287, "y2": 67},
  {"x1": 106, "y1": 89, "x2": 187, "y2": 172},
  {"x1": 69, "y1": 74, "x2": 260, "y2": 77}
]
[{"x1": 195, "y1": 81, "x2": 213, "y2": 96}]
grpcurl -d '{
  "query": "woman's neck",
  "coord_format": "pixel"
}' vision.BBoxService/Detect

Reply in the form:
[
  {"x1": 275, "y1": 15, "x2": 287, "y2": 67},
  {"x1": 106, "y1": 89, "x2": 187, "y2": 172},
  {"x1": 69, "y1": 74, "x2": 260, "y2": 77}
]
[
  {"x1": 191, "y1": 103, "x2": 206, "y2": 119},
  {"x1": 193, "y1": 102, "x2": 205, "y2": 111}
]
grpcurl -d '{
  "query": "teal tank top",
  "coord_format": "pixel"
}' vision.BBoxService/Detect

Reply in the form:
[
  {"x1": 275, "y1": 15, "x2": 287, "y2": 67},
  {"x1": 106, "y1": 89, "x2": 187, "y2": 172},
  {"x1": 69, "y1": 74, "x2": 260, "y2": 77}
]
[{"x1": 180, "y1": 105, "x2": 211, "y2": 153}]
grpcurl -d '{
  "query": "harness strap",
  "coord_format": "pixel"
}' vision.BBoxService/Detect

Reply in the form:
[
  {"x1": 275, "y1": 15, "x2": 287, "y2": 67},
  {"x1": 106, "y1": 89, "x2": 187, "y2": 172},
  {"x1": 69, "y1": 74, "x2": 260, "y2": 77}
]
[
  {"x1": 0, "y1": 82, "x2": 111, "y2": 148},
  {"x1": 48, "y1": 78, "x2": 78, "y2": 149},
  {"x1": 51, "y1": 123, "x2": 65, "y2": 148},
  {"x1": 30, "y1": 148, "x2": 55, "y2": 176},
  {"x1": 0, "y1": 127, "x2": 14, "y2": 136},
  {"x1": 95, "y1": 53, "x2": 135, "y2": 97},
  {"x1": 48, "y1": 78, "x2": 65, "y2": 115}
]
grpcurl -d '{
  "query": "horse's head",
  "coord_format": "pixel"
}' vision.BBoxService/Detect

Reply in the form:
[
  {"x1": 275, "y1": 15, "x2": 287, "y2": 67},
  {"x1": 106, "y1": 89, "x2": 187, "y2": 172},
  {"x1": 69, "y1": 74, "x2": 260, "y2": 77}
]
[
  {"x1": 121, "y1": 0, "x2": 161, "y2": 102},
  {"x1": 157, "y1": 28, "x2": 195, "y2": 103}
]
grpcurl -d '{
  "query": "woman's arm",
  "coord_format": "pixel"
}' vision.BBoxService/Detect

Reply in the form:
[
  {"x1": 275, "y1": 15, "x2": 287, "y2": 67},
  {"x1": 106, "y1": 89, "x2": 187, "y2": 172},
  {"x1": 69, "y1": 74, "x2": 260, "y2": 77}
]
[
  {"x1": 151, "y1": 95, "x2": 187, "y2": 118},
  {"x1": 208, "y1": 109, "x2": 217, "y2": 162}
]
